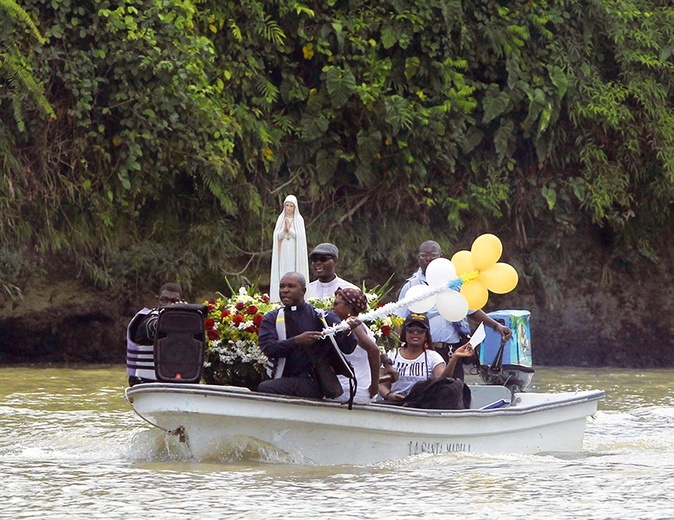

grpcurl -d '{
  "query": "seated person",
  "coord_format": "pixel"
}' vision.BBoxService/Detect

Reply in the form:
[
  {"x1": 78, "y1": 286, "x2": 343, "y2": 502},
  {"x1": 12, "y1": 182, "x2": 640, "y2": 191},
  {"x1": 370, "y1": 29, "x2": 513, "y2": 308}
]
[
  {"x1": 378, "y1": 313, "x2": 474, "y2": 402},
  {"x1": 126, "y1": 282, "x2": 186, "y2": 386},
  {"x1": 329, "y1": 287, "x2": 380, "y2": 404},
  {"x1": 257, "y1": 272, "x2": 357, "y2": 398}
]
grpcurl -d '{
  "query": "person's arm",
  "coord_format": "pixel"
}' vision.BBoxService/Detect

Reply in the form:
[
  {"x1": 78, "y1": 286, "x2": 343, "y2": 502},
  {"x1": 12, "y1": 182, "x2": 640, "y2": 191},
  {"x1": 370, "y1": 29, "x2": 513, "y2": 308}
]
[
  {"x1": 378, "y1": 375, "x2": 405, "y2": 401},
  {"x1": 378, "y1": 379, "x2": 393, "y2": 400},
  {"x1": 258, "y1": 311, "x2": 295, "y2": 358},
  {"x1": 325, "y1": 311, "x2": 358, "y2": 354},
  {"x1": 347, "y1": 318, "x2": 380, "y2": 398},
  {"x1": 379, "y1": 364, "x2": 406, "y2": 402},
  {"x1": 380, "y1": 354, "x2": 399, "y2": 383},
  {"x1": 132, "y1": 310, "x2": 159, "y2": 344},
  {"x1": 432, "y1": 360, "x2": 448, "y2": 378},
  {"x1": 469, "y1": 310, "x2": 512, "y2": 341},
  {"x1": 439, "y1": 344, "x2": 475, "y2": 379}
]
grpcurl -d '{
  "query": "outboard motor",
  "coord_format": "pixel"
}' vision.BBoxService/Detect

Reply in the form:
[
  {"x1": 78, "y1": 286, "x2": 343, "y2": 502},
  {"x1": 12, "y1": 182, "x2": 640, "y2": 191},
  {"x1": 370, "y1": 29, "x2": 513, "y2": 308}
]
[
  {"x1": 476, "y1": 310, "x2": 534, "y2": 393},
  {"x1": 154, "y1": 303, "x2": 208, "y2": 383}
]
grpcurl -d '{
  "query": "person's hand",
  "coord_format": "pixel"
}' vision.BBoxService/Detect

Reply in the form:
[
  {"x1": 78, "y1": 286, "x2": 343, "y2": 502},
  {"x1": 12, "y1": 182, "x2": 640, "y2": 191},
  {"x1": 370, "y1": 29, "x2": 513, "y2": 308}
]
[
  {"x1": 346, "y1": 316, "x2": 362, "y2": 330},
  {"x1": 386, "y1": 391, "x2": 406, "y2": 402},
  {"x1": 368, "y1": 382, "x2": 378, "y2": 398},
  {"x1": 453, "y1": 344, "x2": 475, "y2": 358},
  {"x1": 294, "y1": 330, "x2": 322, "y2": 346},
  {"x1": 494, "y1": 323, "x2": 512, "y2": 341},
  {"x1": 380, "y1": 363, "x2": 399, "y2": 383}
]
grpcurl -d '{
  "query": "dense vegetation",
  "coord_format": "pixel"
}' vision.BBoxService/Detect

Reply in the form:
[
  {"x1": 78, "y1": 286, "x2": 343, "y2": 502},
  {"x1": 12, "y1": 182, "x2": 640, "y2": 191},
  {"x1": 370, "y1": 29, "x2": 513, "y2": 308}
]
[{"x1": 2, "y1": 0, "x2": 674, "y2": 308}]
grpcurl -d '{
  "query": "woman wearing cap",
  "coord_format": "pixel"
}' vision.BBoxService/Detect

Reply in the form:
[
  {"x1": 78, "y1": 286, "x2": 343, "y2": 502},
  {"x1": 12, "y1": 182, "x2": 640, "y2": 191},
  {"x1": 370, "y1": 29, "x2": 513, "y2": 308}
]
[
  {"x1": 270, "y1": 195, "x2": 309, "y2": 302},
  {"x1": 330, "y1": 287, "x2": 380, "y2": 404},
  {"x1": 379, "y1": 313, "x2": 474, "y2": 402}
]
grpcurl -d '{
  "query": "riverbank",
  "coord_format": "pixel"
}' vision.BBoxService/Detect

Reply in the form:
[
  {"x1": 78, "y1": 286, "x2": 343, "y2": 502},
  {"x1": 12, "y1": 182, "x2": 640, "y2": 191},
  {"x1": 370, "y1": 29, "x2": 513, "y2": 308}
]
[{"x1": 1, "y1": 233, "x2": 672, "y2": 367}]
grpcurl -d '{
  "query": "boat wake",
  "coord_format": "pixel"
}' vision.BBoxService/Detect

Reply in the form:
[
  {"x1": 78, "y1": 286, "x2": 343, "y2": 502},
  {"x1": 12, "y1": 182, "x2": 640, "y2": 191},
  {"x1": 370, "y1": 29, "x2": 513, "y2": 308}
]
[
  {"x1": 584, "y1": 407, "x2": 674, "y2": 454},
  {"x1": 125, "y1": 428, "x2": 309, "y2": 465}
]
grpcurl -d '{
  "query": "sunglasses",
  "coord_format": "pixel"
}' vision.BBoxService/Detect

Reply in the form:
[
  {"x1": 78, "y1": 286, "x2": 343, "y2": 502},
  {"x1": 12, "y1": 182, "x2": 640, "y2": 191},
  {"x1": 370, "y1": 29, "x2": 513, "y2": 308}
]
[
  {"x1": 406, "y1": 326, "x2": 427, "y2": 334},
  {"x1": 311, "y1": 255, "x2": 334, "y2": 263}
]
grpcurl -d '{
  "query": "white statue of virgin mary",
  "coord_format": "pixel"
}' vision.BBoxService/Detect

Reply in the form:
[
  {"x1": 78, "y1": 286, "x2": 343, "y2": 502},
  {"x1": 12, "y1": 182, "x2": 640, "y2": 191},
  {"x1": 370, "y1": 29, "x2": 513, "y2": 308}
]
[{"x1": 269, "y1": 195, "x2": 309, "y2": 302}]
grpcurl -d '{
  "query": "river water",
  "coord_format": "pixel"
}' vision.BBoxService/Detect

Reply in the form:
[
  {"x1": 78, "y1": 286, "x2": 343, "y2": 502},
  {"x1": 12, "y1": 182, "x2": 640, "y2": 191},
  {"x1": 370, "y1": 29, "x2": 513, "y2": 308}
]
[{"x1": 1, "y1": 365, "x2": 674, "y2": 519}]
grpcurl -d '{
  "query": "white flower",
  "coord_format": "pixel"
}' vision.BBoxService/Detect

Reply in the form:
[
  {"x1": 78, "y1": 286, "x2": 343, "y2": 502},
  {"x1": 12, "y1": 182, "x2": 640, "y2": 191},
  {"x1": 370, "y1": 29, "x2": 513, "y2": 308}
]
[{"x1": 380, "y1": 316, "x2": 393, "y2": 327}]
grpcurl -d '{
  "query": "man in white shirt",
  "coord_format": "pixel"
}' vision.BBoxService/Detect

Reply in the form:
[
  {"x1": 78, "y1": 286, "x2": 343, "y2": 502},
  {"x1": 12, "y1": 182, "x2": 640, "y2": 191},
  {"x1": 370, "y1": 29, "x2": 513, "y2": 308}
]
[{"x1": 306, "y1": 243, "x2": 359, "y2": 299}]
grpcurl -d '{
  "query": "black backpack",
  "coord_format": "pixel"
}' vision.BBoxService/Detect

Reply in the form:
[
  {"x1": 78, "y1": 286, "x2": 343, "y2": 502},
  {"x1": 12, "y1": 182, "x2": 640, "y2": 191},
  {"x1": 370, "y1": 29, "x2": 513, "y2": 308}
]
[{"x1": 402, "y1": 377, "x2": 472, "y2": 410}]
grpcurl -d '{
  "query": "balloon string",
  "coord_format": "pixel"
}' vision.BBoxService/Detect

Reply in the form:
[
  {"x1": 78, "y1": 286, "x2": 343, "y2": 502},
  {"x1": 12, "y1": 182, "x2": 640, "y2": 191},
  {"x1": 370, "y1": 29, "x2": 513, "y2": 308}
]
[
  {"x1": 460, "y1": 270, "x2": 480, "y2": 284},
  {"x1": 320, "y1": 276, "x2": 466, "y2": 337}
]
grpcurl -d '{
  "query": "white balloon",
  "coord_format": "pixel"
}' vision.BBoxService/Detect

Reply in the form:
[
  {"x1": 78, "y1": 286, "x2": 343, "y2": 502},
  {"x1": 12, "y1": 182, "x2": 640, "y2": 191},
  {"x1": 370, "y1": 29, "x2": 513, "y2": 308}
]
[
  {"x1": 405, "y1": 284, "x2": 436, "y2": 313},
  {"x1": 425, "y1": 258, "x2": 457, "y2": 287},
  {"x1": 435, "y1": 290, "x2": 469, "y2": 322}
]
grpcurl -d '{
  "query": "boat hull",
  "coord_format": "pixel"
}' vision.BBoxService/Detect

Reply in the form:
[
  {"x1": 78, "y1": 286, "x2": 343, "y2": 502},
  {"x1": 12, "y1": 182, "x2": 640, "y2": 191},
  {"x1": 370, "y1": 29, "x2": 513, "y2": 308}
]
[{"x1": 125, "y1": 383, "x2": 604, "y2": 465}]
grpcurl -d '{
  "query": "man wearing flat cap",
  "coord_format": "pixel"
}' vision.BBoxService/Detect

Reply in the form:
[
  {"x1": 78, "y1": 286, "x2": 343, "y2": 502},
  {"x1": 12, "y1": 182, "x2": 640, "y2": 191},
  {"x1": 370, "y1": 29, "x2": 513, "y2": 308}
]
[{"x1": 306, "y1": 242, "x2": 359, "y2": 299}]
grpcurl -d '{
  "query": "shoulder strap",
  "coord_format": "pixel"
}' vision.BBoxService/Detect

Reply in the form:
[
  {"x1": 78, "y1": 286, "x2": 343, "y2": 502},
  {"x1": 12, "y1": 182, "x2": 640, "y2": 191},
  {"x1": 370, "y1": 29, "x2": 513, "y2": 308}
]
[
  {"x1": 264, "y1": 309, "x2": 287, "y2": 379},
  {"x1": 315, "y1": 309, "x2": 357, "y2": 409},
  {"x1": 273, "y1": 309, "x2": 286, "y2": 379}
]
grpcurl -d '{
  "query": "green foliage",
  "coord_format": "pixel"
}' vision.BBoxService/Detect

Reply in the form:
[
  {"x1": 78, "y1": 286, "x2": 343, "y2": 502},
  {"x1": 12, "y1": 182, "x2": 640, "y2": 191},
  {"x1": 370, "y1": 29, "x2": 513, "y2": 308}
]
[
  {"x1": 0, "y1": 245, "x2": 41, "y2": 301},
  {"x1": 0, "y1": 0, "x2": 54, "y2": 129},
  {"x1": 1, "y1": 0, "x2": 260, "y2": 293},
  {"x1": 1, "y1": 0, "x2": 674, "y2": 303}
]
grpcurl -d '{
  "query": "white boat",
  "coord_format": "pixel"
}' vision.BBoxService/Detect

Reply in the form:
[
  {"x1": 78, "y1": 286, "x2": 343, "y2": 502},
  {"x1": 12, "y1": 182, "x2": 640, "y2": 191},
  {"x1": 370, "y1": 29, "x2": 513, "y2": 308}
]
[{"x1": 125, "y1": 383, "x2": 605, "y2": 465}]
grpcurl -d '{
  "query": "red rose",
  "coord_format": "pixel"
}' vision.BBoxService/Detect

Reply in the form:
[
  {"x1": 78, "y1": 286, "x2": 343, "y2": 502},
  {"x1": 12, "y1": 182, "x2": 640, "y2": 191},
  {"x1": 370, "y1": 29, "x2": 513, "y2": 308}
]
[
  {"x1": 207, "y1": 329, "x2": 219, "y2": 340},
  {"x1": 261, "y1": 294, "x2": 270, "y2": 303},
  {"x1": 235, "y1": 301, "x2": 245, "y2": 311},
  {"x1": 232, "y1": 313, "x2": 245, "y2": 325},
  {"x1": 246, "y1": 305, "x2": 258, "y2": 315},
  {"x1": 207, "y1": 303, "x2": 216, "y2": 312},
  {"x1": 253, "y1": 313, "x2": 264, "y2": 326},
  {"x1": 221, "y1": 309, "x2": 230, "y2": 318},
  {"x1": 204, "y1": 318, "x2": 215, "y2": 330},
  {"x1": 381, "y1": 325, "x2": 391, "y2": 337},
  {"x1": 245, "y1": 325, "x2": 256, "y2": 333}
]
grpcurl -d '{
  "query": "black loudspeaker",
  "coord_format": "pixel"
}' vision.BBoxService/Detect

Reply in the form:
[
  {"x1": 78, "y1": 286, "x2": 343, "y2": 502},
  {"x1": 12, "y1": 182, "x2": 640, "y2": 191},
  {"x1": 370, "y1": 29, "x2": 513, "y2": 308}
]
[{"x1": 154, "y1": 304, "x2": 208, "y2": 383}]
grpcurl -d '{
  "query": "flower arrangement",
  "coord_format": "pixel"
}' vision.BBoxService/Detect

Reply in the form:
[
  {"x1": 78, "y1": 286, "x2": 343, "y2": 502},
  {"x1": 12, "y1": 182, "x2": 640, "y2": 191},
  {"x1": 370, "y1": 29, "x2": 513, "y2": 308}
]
[
  {"x1": 202, "y1": 286, "x2": 279, "y2": 389},
  {"x1": 202, "y1": 283, "x2": 402, "y2": 389}
]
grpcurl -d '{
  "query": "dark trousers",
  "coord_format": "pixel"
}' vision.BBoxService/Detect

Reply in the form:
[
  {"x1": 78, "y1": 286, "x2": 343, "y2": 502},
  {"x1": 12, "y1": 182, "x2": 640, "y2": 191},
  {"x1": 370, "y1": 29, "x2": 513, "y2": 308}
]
[{"x1": 257, "y1": 374, "x2": 323, "y2": 399}]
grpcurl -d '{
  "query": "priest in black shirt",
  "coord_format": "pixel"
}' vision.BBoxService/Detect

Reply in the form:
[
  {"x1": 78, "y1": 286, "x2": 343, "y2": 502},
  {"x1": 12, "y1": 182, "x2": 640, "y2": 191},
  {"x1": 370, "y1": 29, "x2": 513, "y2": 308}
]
[{"x1": 257, "y1": 271, "x2": 357, "y2": 398}]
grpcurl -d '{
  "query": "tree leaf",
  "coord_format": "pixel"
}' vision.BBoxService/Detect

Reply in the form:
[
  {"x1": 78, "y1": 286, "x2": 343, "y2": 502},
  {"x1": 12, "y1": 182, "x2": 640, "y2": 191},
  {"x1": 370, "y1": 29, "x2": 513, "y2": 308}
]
[
  {"x1": 494, "y1": 119, "x2": 514, "y2": 163},
  {"x1": 325, "y1": 65, "x2": 356, "y2": 108},
  {"x1": 548, "y1": 66, "x2": 568, "y2": 99},
  {"x1": 482, "y1": 88, "x2": 510, "y2": 123}
]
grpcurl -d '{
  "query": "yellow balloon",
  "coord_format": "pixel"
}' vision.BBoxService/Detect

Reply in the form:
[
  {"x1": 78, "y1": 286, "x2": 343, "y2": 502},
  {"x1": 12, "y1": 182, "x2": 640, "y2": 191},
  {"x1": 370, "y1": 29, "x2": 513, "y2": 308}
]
[
  {"x1": 480, "y1": 262, "x2": 519, "y2": 294},
  {"x1": 471, "y1": 234, "x2": 503, "y2": 271},
  {"x1": 460, "y1": 280, "x2": 489, "y2": 310},
  {"x1": 451, "y1": 250, "x2": 475, "y2": 276}
]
